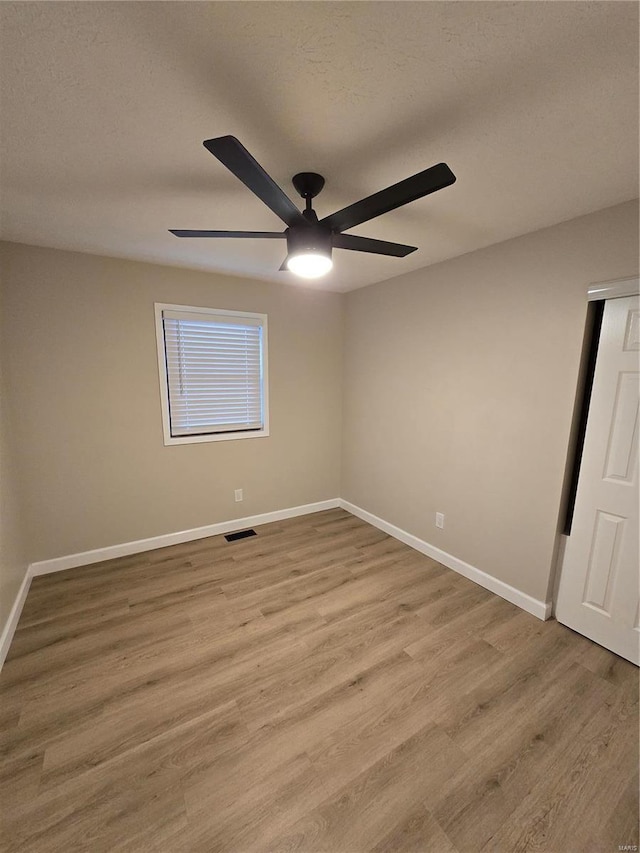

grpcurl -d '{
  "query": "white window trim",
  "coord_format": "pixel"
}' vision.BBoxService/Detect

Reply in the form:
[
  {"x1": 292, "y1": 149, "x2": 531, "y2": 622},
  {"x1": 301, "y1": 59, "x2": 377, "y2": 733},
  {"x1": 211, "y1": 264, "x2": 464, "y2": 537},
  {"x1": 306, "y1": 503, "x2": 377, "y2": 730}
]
[{"x1": 154, "y1": 303, "x2": 270, "y2": 446}]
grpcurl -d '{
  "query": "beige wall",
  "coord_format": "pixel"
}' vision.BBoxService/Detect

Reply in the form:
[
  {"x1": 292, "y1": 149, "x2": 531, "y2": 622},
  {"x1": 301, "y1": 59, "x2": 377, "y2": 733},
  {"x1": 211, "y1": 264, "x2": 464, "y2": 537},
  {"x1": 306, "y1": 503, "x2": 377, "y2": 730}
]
[
  {"x1": 342, "y1": 200, "x2": 639, "y2": 604},
  {"x1": 1, "y1": 198, "x2": 638, "y2": 627},
  {"x1": 0, "y1": 276, "x2": 28, "y2": 634},
  {"x1": 0, "y1": 243, "x2": 343, "y2": 563}
]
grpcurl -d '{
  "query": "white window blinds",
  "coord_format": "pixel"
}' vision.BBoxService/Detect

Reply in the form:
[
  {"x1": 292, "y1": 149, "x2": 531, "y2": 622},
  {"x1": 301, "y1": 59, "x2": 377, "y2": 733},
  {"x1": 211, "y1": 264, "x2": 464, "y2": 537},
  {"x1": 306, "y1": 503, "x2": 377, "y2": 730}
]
[{"x1": 161, "y1": 308, "x2": 265, "y2": 437}]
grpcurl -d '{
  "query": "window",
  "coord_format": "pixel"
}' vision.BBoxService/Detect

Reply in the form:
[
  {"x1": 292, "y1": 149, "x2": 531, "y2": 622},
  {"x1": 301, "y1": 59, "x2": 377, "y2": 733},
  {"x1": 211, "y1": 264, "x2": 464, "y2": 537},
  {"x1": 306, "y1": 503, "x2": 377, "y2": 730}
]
[{"x1": 155, "y1": 303, "x2": 269, "y2": 445}]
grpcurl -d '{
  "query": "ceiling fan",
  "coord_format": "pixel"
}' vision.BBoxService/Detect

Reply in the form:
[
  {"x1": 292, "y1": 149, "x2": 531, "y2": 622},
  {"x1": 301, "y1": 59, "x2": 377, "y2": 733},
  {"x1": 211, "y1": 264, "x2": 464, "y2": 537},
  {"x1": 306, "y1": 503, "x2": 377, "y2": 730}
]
[{"x1": 170, "y1": 136, "x2": 456, "y2": 279}]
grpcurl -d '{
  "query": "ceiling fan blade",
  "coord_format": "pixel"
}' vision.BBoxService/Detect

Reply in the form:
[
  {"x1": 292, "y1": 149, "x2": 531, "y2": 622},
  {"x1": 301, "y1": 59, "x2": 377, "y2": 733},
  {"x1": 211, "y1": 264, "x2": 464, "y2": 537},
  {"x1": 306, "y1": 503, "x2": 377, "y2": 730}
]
[
  {"x1": 332, "y1": 233, "x2": 417, "y2": 257},
  {"x1": 169, "y1": 230, "x2": 285, "y2": 238},
  {"x1": 203, "y1": 136, "x2": 306, "y2": 228},
  {"x1": 322, "y1": 163, "x2": 456, "y2": 233}
]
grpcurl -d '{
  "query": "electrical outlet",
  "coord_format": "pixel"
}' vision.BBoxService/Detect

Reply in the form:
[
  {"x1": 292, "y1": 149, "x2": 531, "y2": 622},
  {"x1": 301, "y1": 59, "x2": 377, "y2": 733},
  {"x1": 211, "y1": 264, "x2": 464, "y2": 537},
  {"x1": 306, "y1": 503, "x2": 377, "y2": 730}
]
[
  {"x1": 235, "y1": 489, "x2": 243, "y2": 502},
  {"x1": 435, "y1": 512, "x2": 445, "y2": 529}
]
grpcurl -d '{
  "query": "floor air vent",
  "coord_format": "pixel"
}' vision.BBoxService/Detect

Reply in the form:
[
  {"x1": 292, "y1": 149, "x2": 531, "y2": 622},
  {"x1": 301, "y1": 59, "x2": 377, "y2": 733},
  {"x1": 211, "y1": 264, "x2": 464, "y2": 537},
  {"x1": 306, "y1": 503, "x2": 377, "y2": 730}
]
[{"x1": 225, "y1": 528, "x2": 257, "y2": 542}]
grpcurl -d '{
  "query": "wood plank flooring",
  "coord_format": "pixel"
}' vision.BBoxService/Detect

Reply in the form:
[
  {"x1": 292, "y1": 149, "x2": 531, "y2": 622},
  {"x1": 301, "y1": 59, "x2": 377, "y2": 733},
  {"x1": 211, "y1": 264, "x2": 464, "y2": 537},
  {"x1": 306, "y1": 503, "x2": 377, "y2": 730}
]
[{"x1": 0, "y1": 508, "x2": 637, "y2": 852}]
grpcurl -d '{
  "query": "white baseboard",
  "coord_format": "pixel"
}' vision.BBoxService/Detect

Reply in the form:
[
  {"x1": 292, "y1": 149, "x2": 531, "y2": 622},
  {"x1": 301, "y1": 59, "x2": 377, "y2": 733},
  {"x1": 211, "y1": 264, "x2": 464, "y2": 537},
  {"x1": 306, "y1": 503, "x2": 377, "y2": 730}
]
[
  {"x1": 29, "y1": 499, "x2": 341, "y2": 576},
  {"x1": 1, "y1": 494, "x2": 551, "y2": 672},
  {"x1": 0, "y1": 568, "x2": 32, "y2": 669},
  {"x1": 0, "y1": 498, "x2": 340, "y2": 671},
  {"x1": 339, "y1": 499, "x2": 552, "y2": 621}
]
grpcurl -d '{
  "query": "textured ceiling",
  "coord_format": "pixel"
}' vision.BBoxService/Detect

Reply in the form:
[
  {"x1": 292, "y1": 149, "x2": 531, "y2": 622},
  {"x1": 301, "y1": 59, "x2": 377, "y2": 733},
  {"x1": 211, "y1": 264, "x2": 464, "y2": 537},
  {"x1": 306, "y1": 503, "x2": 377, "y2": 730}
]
[{"x1": 0, "y1": 1, "x2": 638, "y2": 292}]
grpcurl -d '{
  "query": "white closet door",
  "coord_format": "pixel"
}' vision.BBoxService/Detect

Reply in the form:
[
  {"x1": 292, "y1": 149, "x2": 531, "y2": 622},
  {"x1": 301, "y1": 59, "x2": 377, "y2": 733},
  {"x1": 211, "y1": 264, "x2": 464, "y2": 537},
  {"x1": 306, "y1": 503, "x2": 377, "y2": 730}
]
[{"x1": 556, "y1": 295, "x2": 639, "y2": 664}]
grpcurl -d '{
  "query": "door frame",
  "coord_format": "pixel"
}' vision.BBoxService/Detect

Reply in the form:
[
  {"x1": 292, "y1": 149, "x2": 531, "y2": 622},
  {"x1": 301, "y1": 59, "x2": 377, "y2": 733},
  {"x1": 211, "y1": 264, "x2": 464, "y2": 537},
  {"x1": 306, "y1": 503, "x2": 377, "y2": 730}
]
[{"x1": 588, "y1": 275, "x2": 639, "y2": 301}]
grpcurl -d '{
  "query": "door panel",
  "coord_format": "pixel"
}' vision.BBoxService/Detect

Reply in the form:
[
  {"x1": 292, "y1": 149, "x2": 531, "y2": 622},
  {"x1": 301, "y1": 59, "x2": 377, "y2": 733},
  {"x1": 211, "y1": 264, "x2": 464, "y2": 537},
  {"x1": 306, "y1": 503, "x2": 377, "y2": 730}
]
[
  {"x1": 556, "y1": 295, "x2": 639, "y2": 664},
  {"x1": 582, "y1": 510, "x2": 625, "y2": 613},
  {"x1": 603, "y1": 371, "x2": 638, "y2": 481}
]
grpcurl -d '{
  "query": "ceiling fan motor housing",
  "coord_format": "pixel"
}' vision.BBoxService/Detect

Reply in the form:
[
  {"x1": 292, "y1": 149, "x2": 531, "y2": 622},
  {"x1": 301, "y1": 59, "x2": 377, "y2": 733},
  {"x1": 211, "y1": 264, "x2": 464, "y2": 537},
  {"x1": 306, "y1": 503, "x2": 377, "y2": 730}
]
[{"x1": 286, "y1": 223, "x2": 332, "y2": 259}]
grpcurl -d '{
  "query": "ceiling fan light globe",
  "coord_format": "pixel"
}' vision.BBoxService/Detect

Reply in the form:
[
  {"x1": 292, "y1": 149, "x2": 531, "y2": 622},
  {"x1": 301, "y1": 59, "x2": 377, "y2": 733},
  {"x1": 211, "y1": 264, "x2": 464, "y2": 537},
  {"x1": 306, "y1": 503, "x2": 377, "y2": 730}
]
[{"x1": 286, "y1": 252, "x2": 333, "y2": 278}]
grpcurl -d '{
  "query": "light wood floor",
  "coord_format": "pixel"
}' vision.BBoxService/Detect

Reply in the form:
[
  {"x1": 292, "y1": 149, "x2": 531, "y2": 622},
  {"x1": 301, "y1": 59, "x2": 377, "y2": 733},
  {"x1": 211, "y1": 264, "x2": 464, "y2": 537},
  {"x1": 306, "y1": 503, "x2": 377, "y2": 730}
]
[{"x1": 1, "y1": 509, "x2": 637, "y2": 852}]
